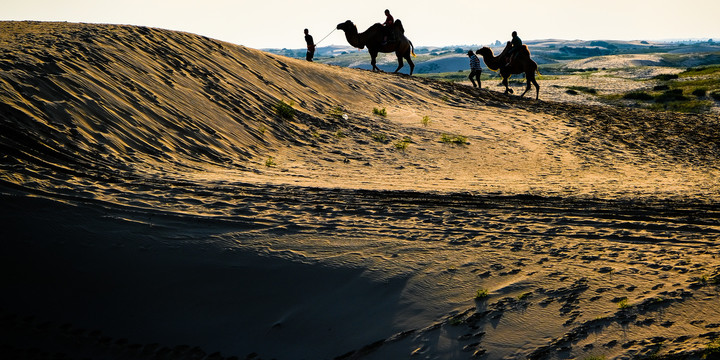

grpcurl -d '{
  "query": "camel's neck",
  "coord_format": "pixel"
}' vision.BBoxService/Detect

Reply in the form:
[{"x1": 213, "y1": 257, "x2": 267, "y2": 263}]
[
  {"x1": 480, "y1": 50, "x2": 503, "y2": 71},
  {"x1": 343, "y1": 27, "x2": 366, "y2": 49}
]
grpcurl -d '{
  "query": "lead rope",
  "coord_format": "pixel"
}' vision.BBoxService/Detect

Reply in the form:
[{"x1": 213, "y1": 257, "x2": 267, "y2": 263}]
[{"x1": 313, "y1": 28, "x2": 337, "y2": 47}]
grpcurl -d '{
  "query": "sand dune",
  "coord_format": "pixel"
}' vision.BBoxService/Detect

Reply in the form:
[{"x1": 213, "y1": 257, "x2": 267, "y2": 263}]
[{"x1": 2, "y1": 21, "x2": 720, "y2": 359}]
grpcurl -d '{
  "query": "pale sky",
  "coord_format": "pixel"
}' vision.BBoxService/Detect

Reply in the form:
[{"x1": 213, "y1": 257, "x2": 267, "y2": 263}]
[{"x1": 3, "y1": 0, "x2": 719, "y2": 49}]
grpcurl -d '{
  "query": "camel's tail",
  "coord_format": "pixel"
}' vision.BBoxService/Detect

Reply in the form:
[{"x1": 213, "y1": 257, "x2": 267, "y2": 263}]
[{"x1": 410, "y1": 39, "x2": 416, "y2": 57}]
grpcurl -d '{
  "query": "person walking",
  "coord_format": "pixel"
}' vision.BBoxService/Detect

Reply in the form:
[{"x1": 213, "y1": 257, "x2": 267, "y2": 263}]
[
  {"x1": 468, "y1": 50, "x2": 482, "y2": 88},
  {"x1": 304, "y1": 28, "x2": 315, "y2": 62}
]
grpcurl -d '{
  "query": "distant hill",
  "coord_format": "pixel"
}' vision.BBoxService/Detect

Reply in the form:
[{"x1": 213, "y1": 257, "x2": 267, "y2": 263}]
[{"x1": 264, "y1": 39, "x2": 720, "y2": 74}]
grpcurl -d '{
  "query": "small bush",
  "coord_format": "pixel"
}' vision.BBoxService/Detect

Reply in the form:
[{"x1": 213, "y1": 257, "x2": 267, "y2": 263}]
[
  {"x1": 275, "y1": 100, "x2": 295, "y2": 119},
  {"x1": 475, "y1": 288, "x2": 489, "y2": 300},
  {"x1": 373, "y1": 107, "x2": 387, "y2": 117},
  {"x1": 653, "y1": 74, "x2": 679, "y2": 81},
  {"x1": 705, "y1": 338, "x2": 720, "y2": 359},
  {"x1": 334, "y1": 130, "x2": 346, "y2": 138},
  {"x1": 328, "y1": 106, "x2": 345, "y2": 118},
  {"x1": 617, "y1": 297, "x2": 630, "y2": 310},
  {"x1": 655, "y1": 89, "x2": 688, "y2": 103},
  {"x1": 440, "y1": 134, "x2": 468, "y2": 145},
  {"x1": 421, "y1": 115, "x2": 431, "y2": 127},
  {"x1": 371, "y1": 133, "x2": 387, "y2": 143},
  {"x1": 394, "y1": 137, "x2": 411, "y2": 151},
  {"x1": 265, "y1": 156, "x2": 276, "y2": 167},
  {"x1": 653, "y1": 84, "x2": 670, "y2": 91},
  {"x1": 650, "y1": 100, "x2": 712, "y2": 113},
  {"x1": 711, "y1": 91, "x2": 720, "y2": 101},
  {"x1": 692, "y1": 88, "x2": 708, "y2": 97},
  {"x1": 623, "y1": 91, "x2": 654, "y2": 101}
]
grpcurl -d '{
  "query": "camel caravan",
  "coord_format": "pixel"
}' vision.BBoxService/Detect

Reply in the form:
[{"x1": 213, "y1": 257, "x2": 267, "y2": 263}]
[{"x1": 330, "y1": 10, "x2": 540, "y2": 99}]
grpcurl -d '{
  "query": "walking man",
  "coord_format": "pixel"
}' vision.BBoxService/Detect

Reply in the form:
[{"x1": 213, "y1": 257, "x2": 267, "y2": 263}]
[
  {"x1": 304, "y1": 28, "x2": 315, "y2": 62},
  {"x1": 468, "y1": 50, "x2": 482, "y2": 88}
]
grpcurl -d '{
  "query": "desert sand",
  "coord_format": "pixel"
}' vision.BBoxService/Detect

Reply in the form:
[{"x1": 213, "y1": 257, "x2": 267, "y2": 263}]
[{"x1": 1, "y1": 21, "x2": 720, "y2": 359}]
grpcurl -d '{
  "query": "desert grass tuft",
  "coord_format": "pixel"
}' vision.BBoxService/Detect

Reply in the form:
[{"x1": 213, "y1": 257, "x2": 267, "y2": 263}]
[
  {"x1": 704, "y1": 338, "x2": 720, "y2": 359},
  {"x1": 421, "y1": 115, "x2": 431, "y2": 127},
  {"x1": 328, "y1": 106, "x2": 345, "y2": 118},
  {"x1": 617, "y1": 297, "x2": 630, "y2": 310},
  {"x1": 265, "y1": 156, "x2": 276, "y2": 167},
  {"x1": 475, "y1": 288, "x2": 489, "y2": 300},
  {"x1": 394, "y1": 138, "x2": 411, "y2": 151},
  {"x1": 441, "y1": 134, "x2": 468, "y2": 145},
  {"x1": 275, "y1": 100, "x2": 295, "y2": 119},
  {"x1": 371, "y1": 133, "x2": 388, "y2": 143},
  {"x1": 372, "y1": 107, "x2": 387, "y2": 117}
]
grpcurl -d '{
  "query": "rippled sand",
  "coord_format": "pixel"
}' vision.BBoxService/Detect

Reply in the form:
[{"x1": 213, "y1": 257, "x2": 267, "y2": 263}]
[{"x1": 2, "y1": 21, "x2": 720, "y2": 359}]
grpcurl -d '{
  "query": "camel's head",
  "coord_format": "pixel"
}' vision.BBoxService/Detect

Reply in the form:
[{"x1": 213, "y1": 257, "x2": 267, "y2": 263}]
[
  {"x1": 337, "y1": 20, "x2": 354, "y2": 31},
  {"x1": 476, "y1": 47, "x2": 492, "y2": 57}
]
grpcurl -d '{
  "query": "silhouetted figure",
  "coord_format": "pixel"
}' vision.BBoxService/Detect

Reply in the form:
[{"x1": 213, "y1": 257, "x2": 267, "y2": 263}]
[
  {"x1": 336, "y1": 19, "x2": 416, "y2": 75},
  {"x1": 382, "y1": 9, "x2": 394, "y2": 45},
  {"x1": 304, "y1": 29, "x2": 315, "y2": 62},
  {"x1": 505, "y1": 31, "x2": 522, "y2": 67},
  {"x1": 476, "y1": 43, "x2": 540, "y2": 99},
  {"x1": 468, "y1": 50, "x2": 482, "y2": 88}
]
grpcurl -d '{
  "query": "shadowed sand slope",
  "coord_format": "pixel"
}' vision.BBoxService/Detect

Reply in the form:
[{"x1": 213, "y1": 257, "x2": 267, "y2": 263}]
[{"x1": 2, "y1": 21, "x2": 720, "y2": 360}]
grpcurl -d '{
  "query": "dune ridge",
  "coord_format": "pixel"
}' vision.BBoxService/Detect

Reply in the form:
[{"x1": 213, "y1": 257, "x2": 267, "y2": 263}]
[{"x1": 2, "y1": 21, "x2": 720, "y2": 359}]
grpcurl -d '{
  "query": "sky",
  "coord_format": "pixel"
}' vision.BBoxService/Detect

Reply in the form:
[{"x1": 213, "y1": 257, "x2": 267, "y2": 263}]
[{"x1": 3, "y1": 0, "x2": 720, "y2": 49}]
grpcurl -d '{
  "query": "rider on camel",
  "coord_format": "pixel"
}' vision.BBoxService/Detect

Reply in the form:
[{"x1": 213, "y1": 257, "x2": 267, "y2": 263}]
[
  {"x1": 505, "y1": 31, "x2": 522, "y2": 68},
  {"x1": 382, "y1": 9, "x2": 394, "y2": 45}
]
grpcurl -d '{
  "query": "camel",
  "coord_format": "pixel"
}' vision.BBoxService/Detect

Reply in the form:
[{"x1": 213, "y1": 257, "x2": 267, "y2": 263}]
[
  {"x1": 476, "y1": 42, "x2": 540, "y2": 99},
  {"x1": 336, "y1": 20, "x2": 416, "y2": 75}
]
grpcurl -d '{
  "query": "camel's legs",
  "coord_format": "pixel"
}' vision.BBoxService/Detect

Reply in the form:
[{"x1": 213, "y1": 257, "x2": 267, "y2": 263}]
[
  {"x1": 393, "y1": 53, "x2": 404, "y2": 74},
  {"x1": 523, "y1": 73, "x2": 540, "y2": 99},
  {"x1": 370, "y1": 51, "x2": 381, "y2": 72},
  {"x1": 520, "y1": 76, "x2": 532, "y2": 98},
  {"x1": 406, "y1": 55, "x2": 414, "y2": 75}
]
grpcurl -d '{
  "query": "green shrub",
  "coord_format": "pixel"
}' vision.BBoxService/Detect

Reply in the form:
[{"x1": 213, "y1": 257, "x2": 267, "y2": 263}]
[
  {"x1": 328, "y1": 106, "x2": 345, "y2": 118},
  {"x1": 704, "y1": 338, "x2": 720, "y2": 359},
  {"x1": 617, "y1": 297, "x2": 630, "y2": 310},
  {"x1": 653, "y1": 74, "x2": 679, "y2": 81},
  {"x1": 692, "y1": 88, "x2": 708, "y2": 97},
  {"x1": 421, "y1": 115, "x2": 431, "y2": 127},
  {"x1": 475, "y1": 288, "x2": 489, "y2": 300},
  {"x1": 265, "y1": 156, "x2": 276, "y2": 167},
  {"x1": 622, "y1": 91, "x2": 654, "y2": 101},
  {"x1": 655, "y1": 89, "x2": 688, "y2": 103},
  {"x1": 373, "y1": 107, "x2": 387, "y2": 117},
  {"x1": 650, "y1": 100, "x2": 712, "y2": 113},
  {"x1": 371, "y1": 133, "x2": 387, "y2": 143},
  {"x1": 440, "y1": 134, "x2": 468, "y2": 145},
  {"x1": 275, "y1": 100, "x2": 295, "y2": 119}
]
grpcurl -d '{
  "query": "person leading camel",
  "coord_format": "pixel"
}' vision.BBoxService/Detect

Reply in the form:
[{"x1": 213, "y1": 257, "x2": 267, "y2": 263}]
[
  {"x1": 505, "y1": 31, "x2": 522, "y2": 67},
  {"x1": 304, "y1": 28, "x2": 315, "y2": 62},
  {"x1": 382, "y1": 9, "x2": 394, "y2": 45},
  {"x1": 467, "y1": 50, "x2": 482, "y2": 88}
]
